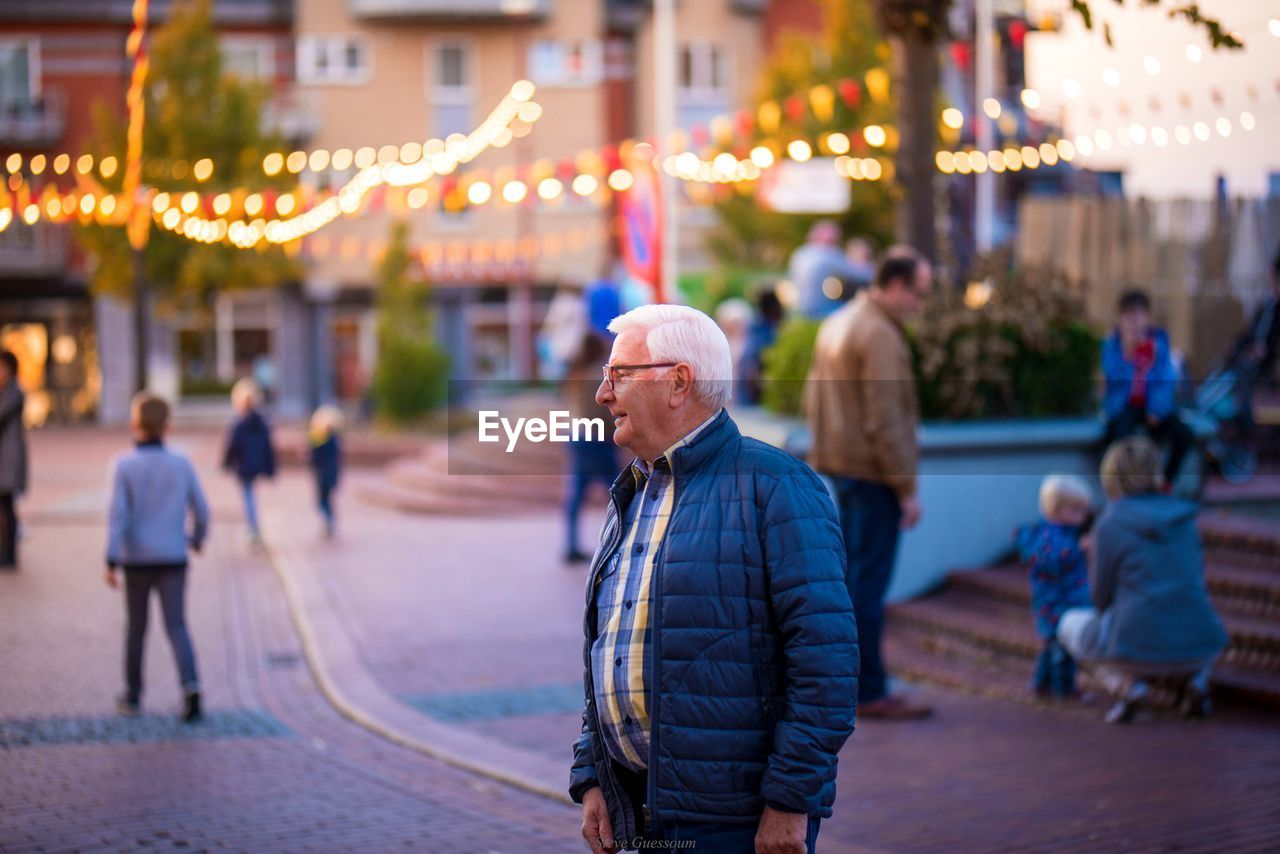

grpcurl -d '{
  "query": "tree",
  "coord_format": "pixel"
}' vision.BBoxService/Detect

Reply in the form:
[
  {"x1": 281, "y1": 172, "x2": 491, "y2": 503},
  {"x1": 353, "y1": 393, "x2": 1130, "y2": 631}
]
[
  {"x1": 77, "y1": 0, "x2": 296, "y2": 388},
  {"x1": 708, "y1": 0, "x2": 895, "y2": 274},
  {"x1": 878, "y1": 0, "x2": 1244, "y2": 265},
  {"x1": 370, "y1": 221, "x2": 449, "y2": 422}
]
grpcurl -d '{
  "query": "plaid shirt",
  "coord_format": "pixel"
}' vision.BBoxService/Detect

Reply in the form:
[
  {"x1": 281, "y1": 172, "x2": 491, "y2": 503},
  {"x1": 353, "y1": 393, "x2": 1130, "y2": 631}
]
[{"x1": 591, "y1": 412, "x2": 719, "y2": 772}]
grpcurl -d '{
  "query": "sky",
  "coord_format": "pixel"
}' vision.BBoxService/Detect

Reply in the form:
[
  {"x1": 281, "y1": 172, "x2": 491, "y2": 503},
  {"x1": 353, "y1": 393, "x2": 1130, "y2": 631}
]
[{"x1": 1024, "y1": 0, "x2": 1279, "y2": 197}]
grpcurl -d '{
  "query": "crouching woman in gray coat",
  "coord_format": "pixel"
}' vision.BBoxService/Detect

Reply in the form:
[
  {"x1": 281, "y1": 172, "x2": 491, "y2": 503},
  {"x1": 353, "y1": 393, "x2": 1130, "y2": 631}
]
[
  {"x1": 0, "y1": 350, "x2": 27, "y2": 568},
  {"x1": 1058, "y1": 436, "x2": 1227, "y2": 724}
]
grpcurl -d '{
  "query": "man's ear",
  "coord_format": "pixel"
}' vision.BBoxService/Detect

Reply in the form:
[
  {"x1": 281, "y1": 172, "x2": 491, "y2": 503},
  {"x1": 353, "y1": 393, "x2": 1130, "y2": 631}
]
[{"x1": 667, "y1": 364, "x2": 694, "y2": 408}]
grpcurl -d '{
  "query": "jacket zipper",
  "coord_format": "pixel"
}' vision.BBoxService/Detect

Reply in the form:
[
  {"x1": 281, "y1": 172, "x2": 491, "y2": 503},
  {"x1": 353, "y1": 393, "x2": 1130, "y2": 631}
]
[{"x1": 586, "y1": 486, "x2": 636, "y2": 841}]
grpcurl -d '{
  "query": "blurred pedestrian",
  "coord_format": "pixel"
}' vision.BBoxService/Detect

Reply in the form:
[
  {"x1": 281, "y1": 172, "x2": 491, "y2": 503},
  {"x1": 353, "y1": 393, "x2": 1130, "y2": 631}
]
[
  {"x1": 1058, "y1": 437, "x2": 1228, "y2": 724},
  {"x1": 106, "y1": 393, "x2": 209, "y2": 722},
  {"x1": 806, "y1": 251, "x2": 934, "y2": 720},
  {"x1": 788, "y1": 220, "x2": 858, "y2": 319},
  {"x1": 309, "y1": 405, "x2": 344, "y2": 539},
  {"x1": 572, "y1": 305, "x2": 855, "y2": 854},
  {"x1": 222, "y1": 378, "x2": 275, "y2": 546},
  {"x1": 0, "y1": 350, "x2": 27, "y2": 569},
  {"x1": 561, "y1": 333, "x2": 617, "y2": 563},
  {"x1": 738, "y1": 286, "x2": 784, "y2": 405},
  {"x1": 714, "y1": 297, "x2": 752, "y2": 383},
  {"x1": 1100, "y1": 290, "x2": 1195, "y2": 485},
  {"x1": 1015, "y1": 475, "x2": 1094, "y2": 699}
]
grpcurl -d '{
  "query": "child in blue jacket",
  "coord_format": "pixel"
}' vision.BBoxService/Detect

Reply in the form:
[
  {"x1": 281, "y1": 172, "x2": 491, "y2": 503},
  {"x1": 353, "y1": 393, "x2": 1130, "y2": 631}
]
[
  {"x1": 223, "y1": 378, "x2": 275, "y2": 544},
  {"x1": 1015, "y1": 475, "x2": 1094, "y2": 699},
  {"x1": 106, "y1": 393, "x2": 209, "y2": 721},
  {"x1": 1100, "y1": 290, "x2": 1194, "y2": 484},
  {"x1": 308, "y1": 405, "x2": 343, "y2": 538}
]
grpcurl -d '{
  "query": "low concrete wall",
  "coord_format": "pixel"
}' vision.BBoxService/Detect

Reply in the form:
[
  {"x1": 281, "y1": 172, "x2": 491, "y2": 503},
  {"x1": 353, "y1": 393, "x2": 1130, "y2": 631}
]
[{"x1": 734, "y1": 409, "x2": 1106, "y2": 602}]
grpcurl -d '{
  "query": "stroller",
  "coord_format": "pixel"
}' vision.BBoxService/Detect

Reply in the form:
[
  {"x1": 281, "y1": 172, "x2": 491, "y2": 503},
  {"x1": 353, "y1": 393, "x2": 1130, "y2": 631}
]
[{"x1": 1186, "y1": 349, "x2": 1260, "y2": 488}]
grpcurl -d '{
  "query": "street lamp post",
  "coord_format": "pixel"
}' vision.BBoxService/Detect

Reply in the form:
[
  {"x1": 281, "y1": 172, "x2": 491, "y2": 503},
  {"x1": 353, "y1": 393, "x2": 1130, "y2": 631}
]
[{"x1": 654, "y1": 0, "x2": 677, "y2": 303}]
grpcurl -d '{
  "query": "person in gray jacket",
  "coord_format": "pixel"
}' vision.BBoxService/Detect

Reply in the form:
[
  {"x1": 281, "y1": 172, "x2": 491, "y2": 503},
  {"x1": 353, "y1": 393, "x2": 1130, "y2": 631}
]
[
  {"x1": 1058, "y1": 436, "x2": 1228, "y2": 724},
  {"x1": 106, "y1": 393, "x2": 210, "y2": 722},
  {"x1": 0, "y1": 350, "x2": 28, "y2": 568}
]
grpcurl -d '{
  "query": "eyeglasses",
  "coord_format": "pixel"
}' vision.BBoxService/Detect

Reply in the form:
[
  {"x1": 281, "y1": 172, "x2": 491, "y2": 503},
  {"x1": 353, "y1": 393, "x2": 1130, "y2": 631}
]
[{"x1": 601, "y1": 362, "x2": 679, "y2": 391}]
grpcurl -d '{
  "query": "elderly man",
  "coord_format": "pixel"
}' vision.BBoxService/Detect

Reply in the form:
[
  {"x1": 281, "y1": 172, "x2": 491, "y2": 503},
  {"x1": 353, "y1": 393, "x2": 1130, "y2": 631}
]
[
  {"x1": 570, "y1": 304, "x2": 857, "y2": 854},
  {"x1": 806, "y1": 253, "x2": 933, "y2": 720}
]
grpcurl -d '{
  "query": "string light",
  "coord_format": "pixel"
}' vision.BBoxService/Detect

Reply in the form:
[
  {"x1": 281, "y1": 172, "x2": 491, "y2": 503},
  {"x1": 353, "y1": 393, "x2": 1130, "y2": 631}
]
[
  {"x1": 942, "y1": 108, "x2": 965, "y2": 129},
  {"x1": 982, "y1": 98, "x2": 1001, "y2": 119},
  {"x1": 863, "y1": 125, "x2": 887, "y2": 147},
  {"x1": 607, "y1": 169, "x2": 633, "y2": 192}
]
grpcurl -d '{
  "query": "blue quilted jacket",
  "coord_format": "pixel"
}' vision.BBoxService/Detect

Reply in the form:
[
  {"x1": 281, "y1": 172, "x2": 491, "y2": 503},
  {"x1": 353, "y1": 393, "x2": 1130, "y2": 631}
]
[{"x1": 569, "y1": 410, "x2": 858, "y2": 836}]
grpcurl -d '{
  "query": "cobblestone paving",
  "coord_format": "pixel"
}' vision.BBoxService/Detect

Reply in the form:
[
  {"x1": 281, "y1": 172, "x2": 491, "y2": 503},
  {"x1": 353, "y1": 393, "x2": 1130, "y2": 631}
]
[
  {"x1": 5, "y1": 427, "x2": 1280, "y2": 852},
  {"x1": 0, "y1": 428, "x2": 581, "y2": 852}
]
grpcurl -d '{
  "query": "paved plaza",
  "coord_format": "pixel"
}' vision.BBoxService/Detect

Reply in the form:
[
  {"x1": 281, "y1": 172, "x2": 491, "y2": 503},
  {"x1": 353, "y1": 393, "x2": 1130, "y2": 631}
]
[{"x1": 2, "y1": 427, "x2": 1279, "y2": 852}]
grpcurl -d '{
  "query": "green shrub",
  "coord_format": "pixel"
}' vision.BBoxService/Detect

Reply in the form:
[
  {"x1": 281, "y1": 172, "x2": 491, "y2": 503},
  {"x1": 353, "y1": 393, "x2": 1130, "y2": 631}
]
[
  {"x1": 372, "y1": 221, "x2": 450, "y2": 423},
  {"x1": 759, "y1": 260, "x2": 1101, "y2": 421},
  {"x1": 372, "y1": 329, "x2": 449, "y2": 422},
  {"x1": 760, "y1": 317, "x2": 821, "y2": 417}
]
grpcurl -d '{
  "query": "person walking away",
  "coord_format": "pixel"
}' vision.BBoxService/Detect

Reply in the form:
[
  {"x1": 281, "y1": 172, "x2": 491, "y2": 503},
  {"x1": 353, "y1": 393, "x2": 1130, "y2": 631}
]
[
  {"x1": 806, "y1": 252, "x2": 934, "y2": 720},
  {"x1": 0, "y1": 350, "x2": 27, "y2": 569},
  {"x1": 309, "y1": 405, "x2": 344, "y2": 538},
  {"x1": 561, "y1": 333, "x2": 618, "y2": 563},
  {"x1": 222, "y1": 378, "x2": 275, "y2": 545},
  {"x1": 1058, "y1": 437, "x2": 1228, "y2": 724},
  {"x1": 106, "y1": 393, "x2": 209, "y2": 722},
  {"x1": 572, "y1": 305, "x2": 856, "y2": 854},
  {"x1": 1101, "y1": 290, "x2": 1195, "y2": 485},
  {"x1": 1015, "y1": 475, "x2": 1094, "y2": 699}
]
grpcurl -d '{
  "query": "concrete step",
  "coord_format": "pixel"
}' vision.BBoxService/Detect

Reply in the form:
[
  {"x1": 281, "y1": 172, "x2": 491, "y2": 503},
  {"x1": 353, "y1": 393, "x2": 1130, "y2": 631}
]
[
  {"x1": 1199, "y1": 511, "x2": 1280, "y2": 560},
  {"x1": 356, "y1": 481, "x2": 546, "y2": 517},
  {"x1": 948, "y1": 561, "x2": 1280, "y2": 622},
  {"x1": 432, "y1": 437, "x2": 576, "y2": 478},
  {"x1": 889, "y1": 586, "x2": 1280, "y2": 674},
  {"x1": 884, "y1": 619, "x2": 1280, "y2": 713},
  {"x1": 386, "y1": 460, "x2": 564, "y2": 503}
]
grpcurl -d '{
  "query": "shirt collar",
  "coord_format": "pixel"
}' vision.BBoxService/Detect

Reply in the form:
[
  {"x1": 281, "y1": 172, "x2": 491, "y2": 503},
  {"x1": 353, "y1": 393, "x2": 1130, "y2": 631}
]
[
  {"x1": 135, "y1": 438, "x2": 164, "y2": 448},
  {"x1": 629, "y1": 409, "x2": 722, "y2": 483}
]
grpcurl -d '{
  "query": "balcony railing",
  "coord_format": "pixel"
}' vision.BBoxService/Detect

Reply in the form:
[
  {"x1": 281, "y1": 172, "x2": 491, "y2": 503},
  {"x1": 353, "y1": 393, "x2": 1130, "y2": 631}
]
[
  {"x1": 0, "y1": 89, "x2": 67, "y2": 148},
  {"x1": 0, "y1": 220, "x2": 70, "y2": 278},
  {"x1": 348, "y1": 0, "x2": 549, "y2": 20}
]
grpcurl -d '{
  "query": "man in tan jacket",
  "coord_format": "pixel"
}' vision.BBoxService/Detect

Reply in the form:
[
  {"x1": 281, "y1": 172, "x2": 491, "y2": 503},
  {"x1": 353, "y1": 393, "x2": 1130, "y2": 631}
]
[{"x1": 806, "y1": 253, "x2": 933, "y2": 720}]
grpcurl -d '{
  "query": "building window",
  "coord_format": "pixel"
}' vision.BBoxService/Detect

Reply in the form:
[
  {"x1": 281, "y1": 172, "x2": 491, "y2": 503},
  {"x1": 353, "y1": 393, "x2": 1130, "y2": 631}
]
[
  {"x1": 528, "y1": 40, "x2": 603, "y2": 87},
  {"x1": 220, "y1": 37, "x2": 273, "y2": 81},
  {"x1": 678, "y1": 43, "x2": 728, "y2": 102},
  {"x1": 430, "y1": 40, "x2": 473, "y2": 138},
  {"x1": 0, "y1": 39, "x2": 38, "y2": 108},
  {"x1": 297, "y1": 35, "x2": 370, "y2": 85}
]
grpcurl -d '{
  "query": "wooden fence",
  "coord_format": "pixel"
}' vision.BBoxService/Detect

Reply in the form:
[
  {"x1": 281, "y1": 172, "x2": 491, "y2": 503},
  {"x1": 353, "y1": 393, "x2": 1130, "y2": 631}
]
[{"x1": 1015, "y1": 196, "x2": 1280, "y2": 377}]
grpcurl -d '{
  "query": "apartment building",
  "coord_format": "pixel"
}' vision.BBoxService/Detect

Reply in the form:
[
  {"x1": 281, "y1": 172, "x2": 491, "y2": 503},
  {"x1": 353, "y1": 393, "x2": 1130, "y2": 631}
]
[
  {"x1": 0, "y1": 0, "x2": 302, "y2": 423},
  {"x1": 294, "y1": 0, "x2": 767, "y2": 396}
]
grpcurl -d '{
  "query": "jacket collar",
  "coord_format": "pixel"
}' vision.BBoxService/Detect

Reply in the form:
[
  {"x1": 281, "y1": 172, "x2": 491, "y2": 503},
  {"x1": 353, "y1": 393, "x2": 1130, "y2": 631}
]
[
  {"x1": 859, "y1": 290, "x2": 907, "y2": 334},
  {"x1": 609, "y1": 408, "x2": 737, "y2": 496}
]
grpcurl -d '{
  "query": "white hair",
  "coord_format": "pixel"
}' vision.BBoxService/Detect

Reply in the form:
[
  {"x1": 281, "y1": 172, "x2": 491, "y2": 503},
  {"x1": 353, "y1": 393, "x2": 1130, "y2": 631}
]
[
  {"x1": 1039, "y1": 474, "x2": 1092, "y2": 517},
  {"x1": 607, "y1": 304, "x2": 733, "y2": 409}
]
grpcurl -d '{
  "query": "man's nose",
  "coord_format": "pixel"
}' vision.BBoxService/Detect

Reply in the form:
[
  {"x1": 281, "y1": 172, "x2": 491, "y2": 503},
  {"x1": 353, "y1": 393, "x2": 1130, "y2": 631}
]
[{"x1": 595, "y1": 379, "x2": 613, "y2": 406}]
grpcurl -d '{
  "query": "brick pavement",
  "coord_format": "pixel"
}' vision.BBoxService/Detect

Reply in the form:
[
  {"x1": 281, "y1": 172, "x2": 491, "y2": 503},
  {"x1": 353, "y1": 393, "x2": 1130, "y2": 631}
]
[
  {"x1": 260, "y1": 433, "x2": 1280, "y2": 852},
  {"x1": 1, "y1": 428, "x2": 581, "y2": 852},
  {"x1": 6, "y1": 427, "x2": 1280, "y2": 852}
]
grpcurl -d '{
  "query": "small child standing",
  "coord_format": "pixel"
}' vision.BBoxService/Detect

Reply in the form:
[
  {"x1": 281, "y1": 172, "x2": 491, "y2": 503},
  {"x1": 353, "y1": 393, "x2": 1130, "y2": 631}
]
[
  {"x1": 1015, "y1": 475, "x2": 1094, "y2": 699},
  {"x1": 106, "y1": 393, "x2": 209, "y2": 721},
  {"x1": 308, "y1": 405, "x2": 343, "y2": 538}
]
